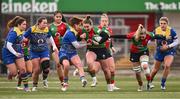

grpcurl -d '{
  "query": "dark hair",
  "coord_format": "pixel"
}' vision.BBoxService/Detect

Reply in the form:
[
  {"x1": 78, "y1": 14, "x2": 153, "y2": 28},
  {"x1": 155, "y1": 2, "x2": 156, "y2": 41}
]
[
  {"x1": 4, "y1": 16, "x2": 26, "y2": 34},
  {"x1": 83, "y1": 16, "x2": 93, "y2": 25},
  {"x1": 69, "y1": 17, "x2": 82, "y2": 27},
  {"x1": 36, "y1": 17, "x2": 47, "y2": 25},
  {"x1": 54, "y1": 10, "x2": 62, "y2": 16},
  {"x1": 53, "y1": 10, "x2": 66, "y2": 22}
]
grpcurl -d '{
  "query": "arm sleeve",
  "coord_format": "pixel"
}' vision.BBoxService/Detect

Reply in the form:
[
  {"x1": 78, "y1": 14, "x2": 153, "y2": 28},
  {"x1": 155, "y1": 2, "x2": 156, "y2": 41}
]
[
  {"x1": 110, "y1": 35, "x2": 127, "y2": 39},
  {"x1": 168, "y1": 29, "x2": 179, "y2": 48},
  {"x1": 76, "y1": 32, "x2": 83, "y2": 41},
  {"x1": 110, "y1": 40, "x2": 113, "y2": 48},
  {"x1": 47, "y1": 36, "x2": 57, "y2": 50},
  {"x1": 6, "y1": 42, "x2": 17, "y2": 55},
  {"x1": 99, "y1": 31, "x2": 109, "y2": 44},
  {"x1": 72, "y1": 41, "x2": 87, "y2": 49},
  {"x1": 168, "y1": 39, "x2": 179, "y2": 48}
]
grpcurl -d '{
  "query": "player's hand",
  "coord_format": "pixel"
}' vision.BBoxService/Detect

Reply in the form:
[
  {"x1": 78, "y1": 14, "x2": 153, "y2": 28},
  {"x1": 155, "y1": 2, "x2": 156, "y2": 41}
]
[
  {"x1": 23, "y1": 38, "x2": 28, "y2": 42},
  {"x1": 138, "y1": 24, "x2": 143, "y2": 29},
  {"x1": 111, "y1": 47, "x2": 116, "y2": 53},
  {"x1": 166, "y1": 36, "x2": 171, "y2": 40},
  {"x1": 92, "y1": 40, "x2": 99, "y2": 45},
  {"x1": 80, "y1": 33, "x2": 86, "y2": 39},
  {"x1": 160, "y1": 44, "x2": 169, "y2": 51},
  {"x1": 81, "y1": 39, "x2": 87, "y2": 43},
  {"x1": 15, "y1": 52, "x2": 22, "y2": 57},
  {"x1": 87, "y1": 39, "x2": 92, "y2": 45}
]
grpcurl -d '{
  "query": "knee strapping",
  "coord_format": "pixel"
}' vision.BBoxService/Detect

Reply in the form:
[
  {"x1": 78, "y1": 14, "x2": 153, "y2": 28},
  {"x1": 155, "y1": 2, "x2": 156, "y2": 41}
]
[
  {"x1": 141, "y1": 62, "x2": 148, "y2": 67},
  {"x1": 41, "y1": 60, "x2": 50, "y2": 70},
  {"x1": 141, "y1": 62, "x2": 150, "y2": 75},
  {"x1": 133, "y1": 66, "x2": 142, "y2": 73}
]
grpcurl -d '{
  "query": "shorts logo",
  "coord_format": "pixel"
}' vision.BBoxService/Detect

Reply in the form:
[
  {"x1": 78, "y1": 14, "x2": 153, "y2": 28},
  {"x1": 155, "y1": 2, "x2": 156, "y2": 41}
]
[
  {"x1": 102, "y1": 54, "x2": 105, "y2": 59},
  {"x1": 131, "y1": 58, "x2": 134, "y2": 61},
  {"x1": 171, "y1": 52, "x2": 173, "y2": 54}
]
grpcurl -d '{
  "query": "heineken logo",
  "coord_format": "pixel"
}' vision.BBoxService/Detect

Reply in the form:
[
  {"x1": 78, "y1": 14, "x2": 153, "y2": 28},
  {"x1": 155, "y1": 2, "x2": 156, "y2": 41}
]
[{"x1": 1, "y1": 0, "x2": 58, "y2": 13}]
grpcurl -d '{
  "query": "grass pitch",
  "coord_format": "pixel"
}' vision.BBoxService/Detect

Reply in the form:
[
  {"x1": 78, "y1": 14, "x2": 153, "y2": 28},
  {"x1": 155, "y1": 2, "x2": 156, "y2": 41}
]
[{"x1": 0, "y1": 70, "x2": 180, "y2": 99}]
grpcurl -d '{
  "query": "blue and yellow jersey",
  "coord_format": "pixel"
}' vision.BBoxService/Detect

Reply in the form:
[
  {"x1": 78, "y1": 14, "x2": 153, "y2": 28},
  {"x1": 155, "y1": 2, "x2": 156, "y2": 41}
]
[
  {"x1": 154, "y1": 26, "x2": 177, "y2": 52},
  {"x1": 23, "y1": 25, "x2": 51, "y2": 52},
  {"x1": 60, "y1": 27, "x2": 77, "y2": 53},
  {"x1": 4, "y1": 27, "x2": 24, "y2": 52}
]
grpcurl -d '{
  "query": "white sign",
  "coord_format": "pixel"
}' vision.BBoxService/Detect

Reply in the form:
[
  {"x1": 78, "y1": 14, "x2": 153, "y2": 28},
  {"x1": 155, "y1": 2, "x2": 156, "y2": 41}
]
[
  {"x1": 1, "y1": 0, "x2": 58, "y2": 13},
  {"x1": 145, "y1": 2, "x2": 180, "y2": 11}
]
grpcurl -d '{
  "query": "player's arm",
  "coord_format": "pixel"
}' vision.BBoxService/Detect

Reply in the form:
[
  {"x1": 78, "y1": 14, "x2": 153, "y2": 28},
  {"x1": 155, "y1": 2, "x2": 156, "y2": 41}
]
[
  {"x1": 48, "y1": 36, "x2": 58, "y2": 51},
  {"x1": 47, "y1": 31, "x2": 58, "y2": 52},
  {"x1": 7, "y1": 42, "x2": 21, "y2": 57},
  {"x1": 152, "y1": 34, "x2": 166, "y2": 40},
  {"x1": 6, "y1": 31, "x2": 21, "y2": 57},
  {"x1": 168, "y1": 29, "x2": 179, "y2": 48},
  {"x1": 23, "y1": 27, "x2": 31, "y2": 39},
  {"x1": 72, "y1": 41, "x2": 87, "y2": 49},
  {"x1": 110, "y1": 35, "x2": 127, "y2": 39},
  {"x1": 69, "y1": 31, "x2": 87, "y2": 49},
  {"x1": 98, "y1": 31, "x2": 109, "y2": 44},
  {"x1": 110, "y1": 32, "x2": 135, "y2": 40}
]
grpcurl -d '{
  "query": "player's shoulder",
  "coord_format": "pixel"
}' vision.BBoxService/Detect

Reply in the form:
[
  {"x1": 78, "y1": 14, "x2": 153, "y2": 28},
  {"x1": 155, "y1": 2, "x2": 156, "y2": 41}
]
[
  {"x1": 8, "y1": 28, "x2": 17, "y2": 35},
  {"x1": 170, "y1": 28, "x2": 177, "y2": 35}
]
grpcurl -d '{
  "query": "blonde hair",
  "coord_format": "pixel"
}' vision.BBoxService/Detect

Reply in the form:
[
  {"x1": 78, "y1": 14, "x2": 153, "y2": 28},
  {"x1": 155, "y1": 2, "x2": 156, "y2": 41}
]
[
  {"x1": 101, "y1": 13, "x2": 109, "y2": 20},
  {"x1": 159, "y1": 17, "x2": 169, "y2": 24},
  {"x1": 134, "y1": 24, "x2": 148, "y2": 41}
]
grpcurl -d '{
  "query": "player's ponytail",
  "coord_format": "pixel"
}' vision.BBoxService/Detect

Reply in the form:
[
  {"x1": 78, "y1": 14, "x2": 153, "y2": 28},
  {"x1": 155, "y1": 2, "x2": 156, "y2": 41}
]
[
  {"x1": 69, "y1": 16, "x2": 83, "y2": 27},
  {"x1": 4, "y1": 16, "x2": 25, "y2": 35},
  {"x1": 83, "y1": 15, "x2": 93, "y2": 25}
]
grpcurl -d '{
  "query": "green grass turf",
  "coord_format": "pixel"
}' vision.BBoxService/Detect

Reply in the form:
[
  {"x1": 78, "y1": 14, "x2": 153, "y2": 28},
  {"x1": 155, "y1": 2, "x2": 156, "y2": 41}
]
[{"x1": 0, "y1": 72, "x2": 180, "y2": 99}]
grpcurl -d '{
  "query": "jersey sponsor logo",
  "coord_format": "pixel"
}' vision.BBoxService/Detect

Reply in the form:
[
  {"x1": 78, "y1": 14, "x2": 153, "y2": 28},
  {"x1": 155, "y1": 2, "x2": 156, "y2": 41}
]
[
  {"x1": 37, "y1": 39, "x2": 44, "y2": 44},
  {"x1": 55, "y1": 32, "x2": 60, "y2": 37}
]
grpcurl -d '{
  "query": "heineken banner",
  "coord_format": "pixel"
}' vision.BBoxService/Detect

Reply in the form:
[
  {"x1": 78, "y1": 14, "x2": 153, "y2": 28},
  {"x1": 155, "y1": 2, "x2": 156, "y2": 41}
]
[
  {"x1": 1, "y1": 0, "x2": 180, "y2": 13},
  {"x1": 1, "y1": 0, "x2": 58, "y2": 13}
]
